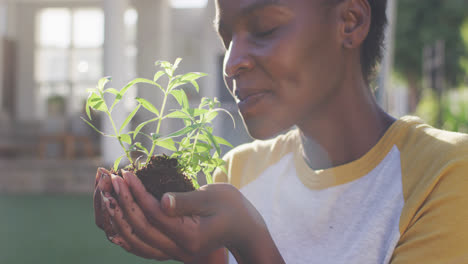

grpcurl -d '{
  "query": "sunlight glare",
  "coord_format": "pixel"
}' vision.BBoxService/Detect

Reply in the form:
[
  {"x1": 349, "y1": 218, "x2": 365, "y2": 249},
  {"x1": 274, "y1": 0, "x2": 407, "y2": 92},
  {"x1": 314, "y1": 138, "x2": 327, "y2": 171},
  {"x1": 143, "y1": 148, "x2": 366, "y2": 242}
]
[{"x1": 170, "y1": 0, "x2": 208, "y2": 8}]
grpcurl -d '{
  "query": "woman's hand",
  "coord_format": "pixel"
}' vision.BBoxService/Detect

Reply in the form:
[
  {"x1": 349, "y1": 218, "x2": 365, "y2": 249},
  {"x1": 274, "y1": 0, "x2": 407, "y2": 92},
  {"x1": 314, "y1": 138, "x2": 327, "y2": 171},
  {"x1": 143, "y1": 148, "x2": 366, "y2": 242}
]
[
  {"x1": 94, "y1": 168, "x2": 120, "y2": 243},
  {"x1": 102, "y1": 170, "x2": 284, "y2": 263}
]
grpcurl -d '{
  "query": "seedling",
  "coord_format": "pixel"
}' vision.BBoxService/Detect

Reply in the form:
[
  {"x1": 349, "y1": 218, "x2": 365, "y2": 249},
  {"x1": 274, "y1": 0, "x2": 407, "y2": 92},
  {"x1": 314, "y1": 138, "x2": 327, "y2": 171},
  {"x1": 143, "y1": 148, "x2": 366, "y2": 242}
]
[{"x1": 82, "y1": 58, "x2": 234, "y2": 189}]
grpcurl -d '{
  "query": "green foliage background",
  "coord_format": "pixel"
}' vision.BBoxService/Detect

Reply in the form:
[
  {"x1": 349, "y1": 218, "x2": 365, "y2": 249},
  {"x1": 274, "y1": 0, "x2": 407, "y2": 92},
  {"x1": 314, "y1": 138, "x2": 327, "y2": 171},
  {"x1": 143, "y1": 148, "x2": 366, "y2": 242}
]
[{"x1": 395, "y1": 0, "x2": 468, "y2": 86}]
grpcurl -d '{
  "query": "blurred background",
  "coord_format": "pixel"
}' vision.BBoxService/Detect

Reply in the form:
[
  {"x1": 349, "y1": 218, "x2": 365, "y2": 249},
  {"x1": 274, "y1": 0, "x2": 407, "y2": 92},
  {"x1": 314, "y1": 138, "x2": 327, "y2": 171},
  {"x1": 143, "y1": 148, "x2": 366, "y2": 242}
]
[{"x1": 0, "y1": 0, "x2": 467, "y2": 263}]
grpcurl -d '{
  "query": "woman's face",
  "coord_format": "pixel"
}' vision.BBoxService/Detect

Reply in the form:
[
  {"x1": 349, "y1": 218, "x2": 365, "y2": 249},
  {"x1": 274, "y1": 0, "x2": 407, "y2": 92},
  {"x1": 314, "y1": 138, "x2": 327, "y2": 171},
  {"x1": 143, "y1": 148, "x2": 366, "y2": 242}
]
[{"x1": 216, "y1": 0, "x2": 346, "y2": 139}]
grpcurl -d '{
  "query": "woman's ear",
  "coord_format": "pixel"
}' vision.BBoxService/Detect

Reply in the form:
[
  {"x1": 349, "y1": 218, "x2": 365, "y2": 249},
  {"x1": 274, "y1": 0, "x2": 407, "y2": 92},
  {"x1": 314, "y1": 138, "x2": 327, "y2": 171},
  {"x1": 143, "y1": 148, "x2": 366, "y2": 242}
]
[{"x1": 339, "y1": 0, "x2": 371, "y2": 49}]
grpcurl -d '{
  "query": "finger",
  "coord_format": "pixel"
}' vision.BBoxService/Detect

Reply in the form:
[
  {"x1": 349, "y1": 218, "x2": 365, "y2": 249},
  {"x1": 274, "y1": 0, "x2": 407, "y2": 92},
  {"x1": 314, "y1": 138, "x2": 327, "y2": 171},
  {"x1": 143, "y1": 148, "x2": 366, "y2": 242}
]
[
  {"x1": 98, "y1": 169, "x2": 113, "y2": 194},
  {"x1": 109, "y1": 234, "x2": 131, "y2": 252},
  {"x1": 95, "y1": 167, "x2": 110, "y2": 188},
  {"x1": 94, "y1": 168, "x2": 112, "y2": 215},
  {"x1": 160, "y1": 188, "x2": 213, "y2": 218},
  {"x1": 94, "y1": 168, "x2": 114, "y2": 232},
  {"x1": 121, "y1": 170, "x2": 163, "y2": 223},
  {"x1": 104, "y1": 195, "x2": 172, "y2": 261},
  {"x1": 160, "y1": 184, "x2": 240, "y2": 254},
  {"x1": 121, "y1": 170, "x2": 196, "y2": 249},
  {"x1": 112, "y1": 174, "x2": 191, "y2": 260},
  {"x1": 98, "y1": 191, "x2": 118, "y2": 237},
  {"x1": 121, "y1": 171, "x2": 224, "y2": 259}
]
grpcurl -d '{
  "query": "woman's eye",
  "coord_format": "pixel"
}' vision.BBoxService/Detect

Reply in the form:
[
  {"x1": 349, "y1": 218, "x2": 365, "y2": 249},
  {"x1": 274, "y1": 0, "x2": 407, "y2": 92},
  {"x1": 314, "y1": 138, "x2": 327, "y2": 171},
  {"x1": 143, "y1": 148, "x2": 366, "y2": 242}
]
[{"x1": 254, "y1": 27, "x2": 278, "y2": 38}]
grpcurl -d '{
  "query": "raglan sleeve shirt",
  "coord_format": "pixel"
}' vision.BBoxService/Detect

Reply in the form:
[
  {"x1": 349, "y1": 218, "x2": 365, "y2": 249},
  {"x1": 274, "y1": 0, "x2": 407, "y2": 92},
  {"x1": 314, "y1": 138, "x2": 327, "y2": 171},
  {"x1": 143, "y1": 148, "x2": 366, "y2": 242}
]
[{"x1": 213, "y1": 116, "x2": 468, "y2": 263}]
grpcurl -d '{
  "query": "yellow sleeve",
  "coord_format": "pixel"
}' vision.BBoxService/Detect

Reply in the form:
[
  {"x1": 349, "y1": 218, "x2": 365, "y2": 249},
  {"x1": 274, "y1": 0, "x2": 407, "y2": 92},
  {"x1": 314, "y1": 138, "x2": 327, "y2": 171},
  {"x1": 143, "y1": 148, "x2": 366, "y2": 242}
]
[{"x1": 391, "y1": 160, "x2": 468, "y2": 263}]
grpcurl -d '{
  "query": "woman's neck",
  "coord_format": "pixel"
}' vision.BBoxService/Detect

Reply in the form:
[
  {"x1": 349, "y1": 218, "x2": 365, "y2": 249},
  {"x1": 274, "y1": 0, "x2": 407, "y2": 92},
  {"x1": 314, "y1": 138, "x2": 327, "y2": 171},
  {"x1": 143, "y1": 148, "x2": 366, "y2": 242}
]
[{"x1": 297, "y1": 78, "x2": 395, "y2": 170}]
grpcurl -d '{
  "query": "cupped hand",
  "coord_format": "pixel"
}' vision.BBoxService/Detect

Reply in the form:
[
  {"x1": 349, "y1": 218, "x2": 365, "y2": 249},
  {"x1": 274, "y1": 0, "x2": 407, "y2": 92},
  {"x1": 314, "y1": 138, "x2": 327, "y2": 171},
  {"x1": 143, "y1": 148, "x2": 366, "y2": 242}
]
[
  {"x1": 94, "y1": 168, "x2": 120, "y2": 243},
  {"x1": 103, "y1": 170, "x2": 277, "y2": 263}
]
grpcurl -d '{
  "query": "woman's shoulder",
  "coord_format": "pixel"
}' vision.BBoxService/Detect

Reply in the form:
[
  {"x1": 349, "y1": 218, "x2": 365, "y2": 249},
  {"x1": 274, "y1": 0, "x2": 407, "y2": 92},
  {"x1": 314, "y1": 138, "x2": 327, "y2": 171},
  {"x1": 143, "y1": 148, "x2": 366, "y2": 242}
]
[
  {"x1": 395, "y1": 116, "x2": 468, "y2": 162},
  {"x1": 395, "y1": 116, "x2": 468, "y2": 203}
]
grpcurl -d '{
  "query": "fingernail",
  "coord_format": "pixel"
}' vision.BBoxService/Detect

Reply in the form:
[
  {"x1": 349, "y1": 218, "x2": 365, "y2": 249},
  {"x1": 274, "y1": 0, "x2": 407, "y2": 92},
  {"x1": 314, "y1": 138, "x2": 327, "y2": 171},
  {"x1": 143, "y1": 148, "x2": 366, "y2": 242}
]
[
  {"x1": 101, "y1": 190, "x2": 111, "y2": 198},
  {"x1": 99, "y1": 168, "x2": 108, "y2": 179},
  {"x1": 111, "y1": 174, "x2": 120, "y2": 195},
  {"x1": 112, "y1": 237, "x2": 122, "y2": 246},
  {"x1": 164, "y1": 193, "x2": 175, "y2": 210},
  {"x1": 101, "y1": 193, "x2": 115, "y2": 216}
]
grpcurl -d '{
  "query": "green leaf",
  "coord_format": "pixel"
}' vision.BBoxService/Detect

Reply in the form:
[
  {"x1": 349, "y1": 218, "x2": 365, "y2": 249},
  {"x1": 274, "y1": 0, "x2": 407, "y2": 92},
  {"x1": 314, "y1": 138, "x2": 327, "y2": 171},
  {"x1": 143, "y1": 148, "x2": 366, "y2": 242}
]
[
  {"x1": 168, "y1": 75, "x2": 186, "y2": 91},
  {"x1": 121, "y1": 78, "x2": 163, "y2": 96},
  {"x1": 91, "y1": 100, "x2": 108, "y2": 112},
  {"x1": 105, "y1": 88, "x2": 120, "y2": 95},
  {"x1": 151, "y1": 133, "x2": 162, "y2": 141},
  {"x1": 170, "y1": 89, "x2": 189, "y2": 110},
  {"x1": 136, "y1": 97, "x2": 160, "y2": 116},
  {"x1": 81, "y1": 117, "x2": 105, "y2": 136},
  {"x1": 155, "y1": 138, "x2": 177, "y2": 152},
  {"x1": 178, "y1": 137, "x2": 191, "y2": 150},
  {"x1": 133, "y1": 142, "x2": 149, "y2": 155},
  {"x1": 165, "y1": 110, "x2": 191, "y2": 119},
  {"x1": 194, "y1": 142, "x2": 212, "y2": 152},
  {"x1": 214, "y1": 136, "x2": 233, "y2": 148},
  {"x1": 133, "y1": 118, "x2": 158, "y2": 139},
  {"x1": 87, "y1": 92, "x2": 102, "y2": 103},
  {"x1": 156, "y1": 60, "x2": 174, "y2": 77},
  {"x1": 119, "y1": 134, "x2": 132, "y2": 145},
  {"x1": 202, "y1": 129, "x2": 221, "y2": 156},
  {"x1": 85, "y1": 94, "x2": 92, "y2": 120},
  {"x1": 188, "y1": 108, "x2": 209, "y2": 118},
  {"x1": 113, "y1": 155, "x2": 125, "y2": 172},
  {"x1": 191, "y1": 80, "x2": 199, "y2": 93},
  {"x1": 203, "y1": 169, "x2": 213, "y2": 184},
  {"x1": 119, "y1": 104, "x2": 141, "y2": 134},
  {"x1": 203, "y1": 110, "x2": 218, "y2": 123},
  {"x1": 86, "y1": 88, "x2": 98, "y2": 94},
  {"x1": 173, "y1": 58, "x2": 182, "y2": 71},
  {"x1": 196, "y1": 134, "x2": 210, "y2": 144},
  {"x1": 166, "y1": 123, "x2": 202, "y2": 139},
  {"x1": 205, "y1": 126, "x2": 214, "y2": 134},
  {"x1": 98, "y1": 77, "x2": 111, "y2": 91},
  {"x1": 180, "y1": 72, "x2": 207, "y2": 83},
  {"x1": 191, "y1": 179, "x2": 200, "y2": 189},
  {"x1": 199, "y1": 97, "x2": 210, "y2": 108},
  {"x1": 153, "y1": 70, "x2": 165, "y2": 83},
  {"x1": 88, "y1": 93, "x2": 108, "y2": 112}
]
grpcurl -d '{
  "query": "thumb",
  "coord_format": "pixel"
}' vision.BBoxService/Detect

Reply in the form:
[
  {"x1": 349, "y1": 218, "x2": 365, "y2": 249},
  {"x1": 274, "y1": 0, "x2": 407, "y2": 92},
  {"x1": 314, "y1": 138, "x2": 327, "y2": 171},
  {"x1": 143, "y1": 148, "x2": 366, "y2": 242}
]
[{"x1": 161, "y1": 190, "x2": 210, "y2": 217}]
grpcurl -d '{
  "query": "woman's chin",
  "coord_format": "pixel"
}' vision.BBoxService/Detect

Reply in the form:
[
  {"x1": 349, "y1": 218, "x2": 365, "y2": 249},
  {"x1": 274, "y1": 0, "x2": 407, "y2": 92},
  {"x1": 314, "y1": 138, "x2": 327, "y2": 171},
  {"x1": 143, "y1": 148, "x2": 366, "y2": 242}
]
[{"x1": 242, "y1": 116, "x2": 288, "y2": 140}]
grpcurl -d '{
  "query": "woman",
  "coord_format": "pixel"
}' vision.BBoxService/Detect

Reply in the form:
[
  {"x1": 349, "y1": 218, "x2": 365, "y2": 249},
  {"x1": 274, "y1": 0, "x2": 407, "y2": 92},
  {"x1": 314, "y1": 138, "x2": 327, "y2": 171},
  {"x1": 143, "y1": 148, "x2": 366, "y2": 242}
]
[{"x1": 95, "y1": 0, "x2": 468, "y2": 263}]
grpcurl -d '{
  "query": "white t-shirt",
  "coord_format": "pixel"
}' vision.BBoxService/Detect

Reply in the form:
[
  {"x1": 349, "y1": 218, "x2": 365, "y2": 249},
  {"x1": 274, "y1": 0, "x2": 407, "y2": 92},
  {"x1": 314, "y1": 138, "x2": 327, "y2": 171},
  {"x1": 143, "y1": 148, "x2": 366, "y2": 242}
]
[{"x1": 214, "y1": 116, "x2": 468, "y2": 264}]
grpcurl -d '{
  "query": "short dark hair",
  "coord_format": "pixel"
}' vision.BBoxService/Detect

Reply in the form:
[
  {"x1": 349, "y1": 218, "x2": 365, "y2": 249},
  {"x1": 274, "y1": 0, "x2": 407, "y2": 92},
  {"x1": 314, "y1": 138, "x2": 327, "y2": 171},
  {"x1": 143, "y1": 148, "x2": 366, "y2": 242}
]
[
  {"x1": 363, "y1": 0, "x2": 388, "y2": 81},
  {"x1": 327, "y1": 0, "x2": 388, "y2": 81}
]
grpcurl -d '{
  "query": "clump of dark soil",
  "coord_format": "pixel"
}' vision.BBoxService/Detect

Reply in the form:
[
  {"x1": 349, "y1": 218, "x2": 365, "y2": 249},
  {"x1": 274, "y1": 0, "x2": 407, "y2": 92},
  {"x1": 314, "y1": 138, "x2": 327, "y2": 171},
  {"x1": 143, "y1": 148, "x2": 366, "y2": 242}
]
[{"x1": 118, "y1": 155, "x2": 195, "y2": 200}]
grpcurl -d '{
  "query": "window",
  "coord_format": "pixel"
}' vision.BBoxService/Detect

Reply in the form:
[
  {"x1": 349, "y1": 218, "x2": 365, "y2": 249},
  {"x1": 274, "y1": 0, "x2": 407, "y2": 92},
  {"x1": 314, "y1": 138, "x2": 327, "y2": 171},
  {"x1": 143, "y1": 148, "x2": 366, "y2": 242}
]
[{"x1": 35, "y1": 7, "x2": 138, "y2": 119}]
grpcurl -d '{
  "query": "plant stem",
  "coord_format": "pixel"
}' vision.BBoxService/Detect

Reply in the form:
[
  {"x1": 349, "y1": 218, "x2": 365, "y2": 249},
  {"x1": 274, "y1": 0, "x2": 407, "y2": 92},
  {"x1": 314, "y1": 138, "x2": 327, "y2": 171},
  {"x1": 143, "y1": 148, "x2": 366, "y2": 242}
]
[
  {"x1": 106, "y1": 110, "x2": 132, "y2": 165},
  {"x1": 156, "y1": 91, "x2": 169, "y2": 135},
  {"x1": 190, "y1": 130, "x2": 200, "y2": 164},
  {"x1": 146, "y1": 78, "x2": 172, "y2": 163}
]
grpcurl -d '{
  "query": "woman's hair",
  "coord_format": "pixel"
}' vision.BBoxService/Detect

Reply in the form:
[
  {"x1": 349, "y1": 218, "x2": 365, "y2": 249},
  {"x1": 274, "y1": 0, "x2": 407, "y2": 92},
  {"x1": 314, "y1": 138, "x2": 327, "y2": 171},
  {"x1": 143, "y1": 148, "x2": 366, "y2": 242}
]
[
  {"x1": 328, "y1": 0, "x2": 388, "y2": 81},
  {"x1": 362, "y1": 0, "x2": 388, "y2": 81}
]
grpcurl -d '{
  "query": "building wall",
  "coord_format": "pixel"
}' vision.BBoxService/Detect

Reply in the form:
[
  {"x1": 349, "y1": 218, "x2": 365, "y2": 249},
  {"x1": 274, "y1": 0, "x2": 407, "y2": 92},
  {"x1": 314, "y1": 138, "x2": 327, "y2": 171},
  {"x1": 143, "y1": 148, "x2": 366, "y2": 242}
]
[
  {"x1": 0, "y1": 2, "x2": 4, "y2": 116},
  {"x1": 6, "y1": 0, "x2": 251, "y2": 157}
]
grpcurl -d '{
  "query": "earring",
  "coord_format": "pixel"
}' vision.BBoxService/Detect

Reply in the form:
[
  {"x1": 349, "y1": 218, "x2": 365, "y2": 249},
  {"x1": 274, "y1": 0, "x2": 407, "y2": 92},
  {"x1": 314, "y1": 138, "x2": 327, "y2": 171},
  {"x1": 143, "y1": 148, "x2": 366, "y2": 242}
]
[{"x1": 344, "y1": 39, "x2": 353, "y2": 48}]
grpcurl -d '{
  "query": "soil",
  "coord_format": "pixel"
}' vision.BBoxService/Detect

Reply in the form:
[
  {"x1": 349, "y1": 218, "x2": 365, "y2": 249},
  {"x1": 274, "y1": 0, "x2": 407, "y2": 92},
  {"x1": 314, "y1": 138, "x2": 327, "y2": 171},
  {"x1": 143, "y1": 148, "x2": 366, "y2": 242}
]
[{"x1": 117, "y1": 155, "x2": 195, "y2": 200}]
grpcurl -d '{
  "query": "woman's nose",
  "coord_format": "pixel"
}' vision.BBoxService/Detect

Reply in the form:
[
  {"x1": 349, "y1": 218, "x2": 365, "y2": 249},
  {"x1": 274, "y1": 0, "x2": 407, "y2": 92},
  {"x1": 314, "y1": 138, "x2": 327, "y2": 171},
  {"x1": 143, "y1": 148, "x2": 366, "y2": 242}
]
[{"x1": 223, "y1": 37, "x2": 254, "y2": 78}]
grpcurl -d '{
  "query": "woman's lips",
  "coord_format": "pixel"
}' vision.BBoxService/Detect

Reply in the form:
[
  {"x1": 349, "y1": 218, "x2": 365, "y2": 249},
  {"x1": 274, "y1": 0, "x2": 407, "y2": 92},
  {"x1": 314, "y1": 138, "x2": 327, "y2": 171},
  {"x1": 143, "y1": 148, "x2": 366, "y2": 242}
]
[{"x1": 237, "y1": 91, "x2": 271, "y2": 114}]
